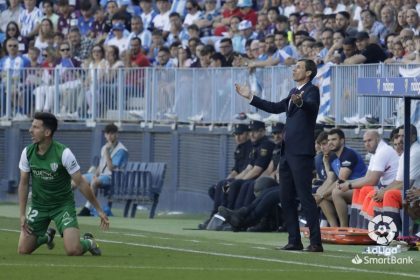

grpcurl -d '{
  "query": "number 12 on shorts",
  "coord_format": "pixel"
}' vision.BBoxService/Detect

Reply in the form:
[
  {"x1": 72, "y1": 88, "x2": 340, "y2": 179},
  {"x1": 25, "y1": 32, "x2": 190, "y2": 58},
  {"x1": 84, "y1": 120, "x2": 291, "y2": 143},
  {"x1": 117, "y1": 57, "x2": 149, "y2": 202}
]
[{"x1": 27, "y1": 207, "x2": 39, "y2": 222}]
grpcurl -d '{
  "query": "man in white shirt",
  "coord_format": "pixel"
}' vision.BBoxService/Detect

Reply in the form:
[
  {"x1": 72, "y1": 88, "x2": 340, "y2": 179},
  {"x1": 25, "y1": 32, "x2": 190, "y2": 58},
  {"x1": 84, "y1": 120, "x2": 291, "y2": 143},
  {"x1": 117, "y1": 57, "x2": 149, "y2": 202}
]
[
  {"x1": 366, "y1": 125, "x2": 419, "y2": 232},
  {"x1": 127, "y1": 16, "x2": 152, "y2": 52},
  {"x1": 153, "y1": 0, "x2": 171, "y2": 36},
  {"x1": 337, "y1": 130, "x2": 400, "y2": 228},
  {"x1": 105, "y1": 23, "x2": 130, "y2": 54}
]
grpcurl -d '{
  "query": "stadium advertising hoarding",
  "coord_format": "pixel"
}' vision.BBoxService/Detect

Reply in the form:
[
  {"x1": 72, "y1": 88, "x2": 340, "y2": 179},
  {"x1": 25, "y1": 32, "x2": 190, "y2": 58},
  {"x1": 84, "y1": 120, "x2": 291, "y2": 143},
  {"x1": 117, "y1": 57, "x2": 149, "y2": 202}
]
[{"x1": 357, "y1": 77, "x2": 420, "y2": 97}]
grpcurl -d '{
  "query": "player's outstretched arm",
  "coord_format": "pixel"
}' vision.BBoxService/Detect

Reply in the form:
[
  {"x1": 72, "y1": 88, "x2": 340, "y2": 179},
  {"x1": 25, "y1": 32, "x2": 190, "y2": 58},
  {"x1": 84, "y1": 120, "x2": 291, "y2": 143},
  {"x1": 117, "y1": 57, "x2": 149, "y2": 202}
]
[
  {"x1": 72, "y1": 171, "x2": 110, "y2": 230},
  {"x1": 18, "y1": 171, "x2": 32, "y2": 235}
]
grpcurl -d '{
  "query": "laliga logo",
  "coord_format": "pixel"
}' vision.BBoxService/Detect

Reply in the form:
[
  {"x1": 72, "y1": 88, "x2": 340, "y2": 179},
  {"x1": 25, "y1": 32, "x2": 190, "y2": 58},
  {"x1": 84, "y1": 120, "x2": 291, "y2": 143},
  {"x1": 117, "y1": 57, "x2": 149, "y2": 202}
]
[{"x1": 367, "y1": 214, "x2": 397, "y2": 245}]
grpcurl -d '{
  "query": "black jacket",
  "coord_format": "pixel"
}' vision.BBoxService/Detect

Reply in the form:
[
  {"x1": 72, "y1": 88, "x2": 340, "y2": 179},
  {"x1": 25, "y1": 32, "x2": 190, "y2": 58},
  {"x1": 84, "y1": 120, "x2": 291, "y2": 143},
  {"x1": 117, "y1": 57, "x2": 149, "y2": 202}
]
[{"x1": 250, "y1": 82, "x2": 320, "y2": 157}]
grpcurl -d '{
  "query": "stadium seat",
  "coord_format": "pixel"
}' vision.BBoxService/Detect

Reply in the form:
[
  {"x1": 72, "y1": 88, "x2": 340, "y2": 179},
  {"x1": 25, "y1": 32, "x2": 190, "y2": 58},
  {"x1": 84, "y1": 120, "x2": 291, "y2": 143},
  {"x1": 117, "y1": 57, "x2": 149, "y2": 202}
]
[{"x1": 111, "y1": 161, "x2": 166, "y2": 218}]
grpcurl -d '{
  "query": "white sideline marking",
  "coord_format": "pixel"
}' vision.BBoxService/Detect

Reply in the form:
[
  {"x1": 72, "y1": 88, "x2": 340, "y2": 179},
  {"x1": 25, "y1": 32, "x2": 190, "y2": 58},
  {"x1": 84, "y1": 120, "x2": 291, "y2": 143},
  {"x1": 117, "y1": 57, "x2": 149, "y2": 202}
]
[
  {"x1": 0, "y1": 263, "x2": 340, "y2": 273},
  {"x1": 105, "y1": 231, "x2": 146, "y2": 238},
  {"x1": 251, "y1": 246, "x2": 269, "y2": 250},
  {"x1": 104, "y1": 231, "x2": 355, "y2": 259},
  {"x1": 98, "y1": 240, "x2": 420, "y2": 278},
  {"x1": 1, "y1": 228, "x2": 418, "y2": 278},
  {"x1": 123, "y1": 233, "x2": 146, "y2": 238},
  {"x1": 105, "y1": 231, "x2": 370, "y2": 260},
  {"x1": 218, "y1": 243, "x2": 234, "y2": 246},
  {"x1": 100, "y1": 239, "x2": 420, "y2": 278}
]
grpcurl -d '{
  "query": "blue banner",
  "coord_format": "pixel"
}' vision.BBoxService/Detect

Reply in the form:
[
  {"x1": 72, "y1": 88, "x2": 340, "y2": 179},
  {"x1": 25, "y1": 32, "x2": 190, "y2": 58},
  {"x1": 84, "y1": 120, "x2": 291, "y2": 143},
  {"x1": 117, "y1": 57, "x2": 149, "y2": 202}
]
[{"x1": 357, "y1": 78, "x2": 420, "y2": 98}]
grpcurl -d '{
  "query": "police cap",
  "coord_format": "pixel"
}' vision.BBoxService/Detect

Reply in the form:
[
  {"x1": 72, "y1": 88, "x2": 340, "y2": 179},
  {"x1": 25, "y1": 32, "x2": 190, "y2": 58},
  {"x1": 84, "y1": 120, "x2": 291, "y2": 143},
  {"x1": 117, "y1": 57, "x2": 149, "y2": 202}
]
[
  {"x1": 233, "y1": 123, "x2": 250, "y2": 135},
  {"x1": 249, "y1": 120, "x2": 265, "y2": 131},
  {"x1": 271, "y1": 122, "x2": 285, "y2": 133}
]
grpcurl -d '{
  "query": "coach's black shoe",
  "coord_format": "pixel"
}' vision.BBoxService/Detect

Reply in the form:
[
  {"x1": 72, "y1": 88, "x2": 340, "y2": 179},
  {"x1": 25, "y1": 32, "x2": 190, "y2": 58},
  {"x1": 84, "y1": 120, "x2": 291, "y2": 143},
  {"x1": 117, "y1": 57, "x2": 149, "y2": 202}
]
[
  {"x1": 78, "y1": 207, "x2": 91, "y2": 216},
  {"x1": 83, "y1": 233, "x2": 102, "y2": 256},
  {"x1": 276, "y1": 243, "x2": 304, "y2": 251},
  {"x1": 304, "y1": 244, "x2": 324, "y2": 252},
  {"x1": 46, "y1": 228, "x2": 56, "y2": 250}
]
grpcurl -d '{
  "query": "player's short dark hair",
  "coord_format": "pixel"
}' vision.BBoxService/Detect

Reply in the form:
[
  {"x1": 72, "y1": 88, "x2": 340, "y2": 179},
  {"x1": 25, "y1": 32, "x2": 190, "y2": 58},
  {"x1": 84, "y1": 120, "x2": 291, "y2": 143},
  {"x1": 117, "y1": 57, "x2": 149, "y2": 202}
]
[
  {"x1": 328, "y1": 128, "x2": 345, "y2": 139},
  {"x1": 104, "y1": 123, "x2": 119, "y2": 133},
  {"x1": 34, "y1": 112, "x2": 58, "y2": 136}
]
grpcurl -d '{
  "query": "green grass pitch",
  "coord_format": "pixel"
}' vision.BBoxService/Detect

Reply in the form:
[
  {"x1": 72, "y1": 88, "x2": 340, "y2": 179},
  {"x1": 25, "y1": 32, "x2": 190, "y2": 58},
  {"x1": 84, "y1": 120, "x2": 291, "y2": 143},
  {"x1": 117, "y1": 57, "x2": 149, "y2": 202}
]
[{"x1": 0, "y1": 204, "x2": 418, "y2": 280}]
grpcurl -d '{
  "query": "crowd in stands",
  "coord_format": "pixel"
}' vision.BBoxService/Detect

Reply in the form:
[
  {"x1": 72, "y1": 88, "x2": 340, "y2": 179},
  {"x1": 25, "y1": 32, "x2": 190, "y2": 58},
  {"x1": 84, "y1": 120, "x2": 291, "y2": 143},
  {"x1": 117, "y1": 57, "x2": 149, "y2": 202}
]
[
  {"x1": 0, "y1": 0, "x2": 419, "y2": 119},
  {"x1": 0, "y1": 0, "x2": 419, "y2": 71}
]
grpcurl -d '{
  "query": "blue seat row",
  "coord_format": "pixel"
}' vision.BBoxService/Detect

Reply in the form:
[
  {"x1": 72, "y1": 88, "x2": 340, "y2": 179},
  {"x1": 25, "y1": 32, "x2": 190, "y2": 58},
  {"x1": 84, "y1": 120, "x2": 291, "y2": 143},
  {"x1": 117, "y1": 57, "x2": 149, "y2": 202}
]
[{"x1": 111, "y1": 161, "x2": 166, "y2": 218}]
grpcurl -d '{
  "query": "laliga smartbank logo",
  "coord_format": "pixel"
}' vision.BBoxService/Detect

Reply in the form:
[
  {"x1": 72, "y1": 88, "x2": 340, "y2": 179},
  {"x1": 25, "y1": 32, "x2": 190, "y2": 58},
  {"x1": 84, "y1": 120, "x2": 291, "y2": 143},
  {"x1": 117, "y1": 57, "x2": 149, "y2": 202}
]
[
  {"x1": 351, "y1": 254, "x2": 414, "y2": 265},
  {"x1": 351, "y1": 215, "x2": 414, "y2": 265},
  {"x1": 367, "y1": 214, "x2": 397, "y2": 245}
]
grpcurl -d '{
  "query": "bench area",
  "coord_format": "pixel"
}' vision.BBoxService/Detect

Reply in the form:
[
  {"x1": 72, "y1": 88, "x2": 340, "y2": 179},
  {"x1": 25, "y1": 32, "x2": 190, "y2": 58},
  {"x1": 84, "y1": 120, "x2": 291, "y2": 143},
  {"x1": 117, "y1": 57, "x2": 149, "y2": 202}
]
[{"x1": 111, "y1": 161, "x2": 166, "y2": 218}]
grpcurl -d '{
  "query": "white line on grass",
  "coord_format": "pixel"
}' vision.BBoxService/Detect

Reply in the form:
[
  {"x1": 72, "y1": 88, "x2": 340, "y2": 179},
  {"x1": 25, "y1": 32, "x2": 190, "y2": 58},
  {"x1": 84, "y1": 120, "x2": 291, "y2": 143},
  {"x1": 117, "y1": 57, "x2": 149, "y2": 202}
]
[
  {"x1": 98, "y1": 239, "x2": 420, "y2": 278},
  {"x1": 0, "y1": 263, "x2": 348, "y2": 273},
  {"x1": 105, "y1": 231, "x2": 360, "y2": 259},
  {"x1": 251, "y1": 246, "x2": 269, "y2": 250},
  {"x1": 2, "y1": 228, "x2": 418, "y2": 278},
  {"x1": 248, "y1": 246, "x2": 349, "y2": 259},
  {"x1": 103, "y1": 229, "x2": 366, "y2": 260},
  {"x1": 123, "y1": 233, "x2": 147, "y2": 237},
  {"x1": 218, "y1": 243, "x2": 234, "y2": 246}
]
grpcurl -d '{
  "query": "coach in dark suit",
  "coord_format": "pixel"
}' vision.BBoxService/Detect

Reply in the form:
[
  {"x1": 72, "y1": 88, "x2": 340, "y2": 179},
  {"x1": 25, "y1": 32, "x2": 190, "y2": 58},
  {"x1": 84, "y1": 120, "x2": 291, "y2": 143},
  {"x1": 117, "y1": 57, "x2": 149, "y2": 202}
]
[{"x1": 235, "y1": 59, "x2": 323, "y2": 252}]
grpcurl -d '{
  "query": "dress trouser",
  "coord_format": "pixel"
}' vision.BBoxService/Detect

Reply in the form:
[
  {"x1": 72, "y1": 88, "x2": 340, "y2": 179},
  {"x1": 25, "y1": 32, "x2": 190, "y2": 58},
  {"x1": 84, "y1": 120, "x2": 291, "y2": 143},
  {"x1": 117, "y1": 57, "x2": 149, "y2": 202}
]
[{"x1": 279, "y1": 153, "x2": 321, "y2": 246}]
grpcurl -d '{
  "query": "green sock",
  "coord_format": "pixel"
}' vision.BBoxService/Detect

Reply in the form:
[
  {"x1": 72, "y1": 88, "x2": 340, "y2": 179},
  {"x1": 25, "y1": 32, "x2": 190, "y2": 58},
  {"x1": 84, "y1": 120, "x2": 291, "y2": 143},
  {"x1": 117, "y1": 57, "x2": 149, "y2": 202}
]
[
  {"x1": 80, "y1": 239, "x2": 91, "y2": 254},
  {"x1": 36, "y1": 235, "x2": 48, "y2": 249}
]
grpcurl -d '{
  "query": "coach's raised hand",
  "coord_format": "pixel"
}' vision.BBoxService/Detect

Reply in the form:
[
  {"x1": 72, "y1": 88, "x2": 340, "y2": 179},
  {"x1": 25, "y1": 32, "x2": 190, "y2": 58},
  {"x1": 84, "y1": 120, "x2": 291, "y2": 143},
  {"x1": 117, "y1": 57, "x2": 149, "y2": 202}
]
[{"x1": 235, "y1": 83, "x2": 253, "y2": 100}]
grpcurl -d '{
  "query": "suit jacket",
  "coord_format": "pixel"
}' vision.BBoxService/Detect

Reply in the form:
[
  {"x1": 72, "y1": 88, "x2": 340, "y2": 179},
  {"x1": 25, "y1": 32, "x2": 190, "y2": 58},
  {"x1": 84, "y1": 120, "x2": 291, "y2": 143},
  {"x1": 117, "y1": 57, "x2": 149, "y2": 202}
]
[{"x1": 250, "y1": 82, "x2": 320, "y2": 157}]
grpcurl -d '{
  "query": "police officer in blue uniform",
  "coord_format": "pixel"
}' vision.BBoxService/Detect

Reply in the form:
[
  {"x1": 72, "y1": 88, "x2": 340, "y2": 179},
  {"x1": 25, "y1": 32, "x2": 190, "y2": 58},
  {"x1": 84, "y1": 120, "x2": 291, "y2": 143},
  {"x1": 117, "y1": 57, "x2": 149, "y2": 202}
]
[
  {"x1": 198, "y1": 123, "x2": 252, "y2": 229},
  {"x1": 225, "y1": 120, "x2": 274, "y2": 210},
  {"x1": 220, "y1": 122, "x2": 285, "y2": 231}
]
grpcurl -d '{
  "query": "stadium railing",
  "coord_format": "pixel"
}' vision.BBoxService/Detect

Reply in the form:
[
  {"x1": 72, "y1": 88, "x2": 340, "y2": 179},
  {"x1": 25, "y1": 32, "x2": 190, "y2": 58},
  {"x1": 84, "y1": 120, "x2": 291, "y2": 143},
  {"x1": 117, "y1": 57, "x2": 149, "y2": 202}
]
[{"x1": 0, "y1": 64, "x2": 418, "y2": 126}]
